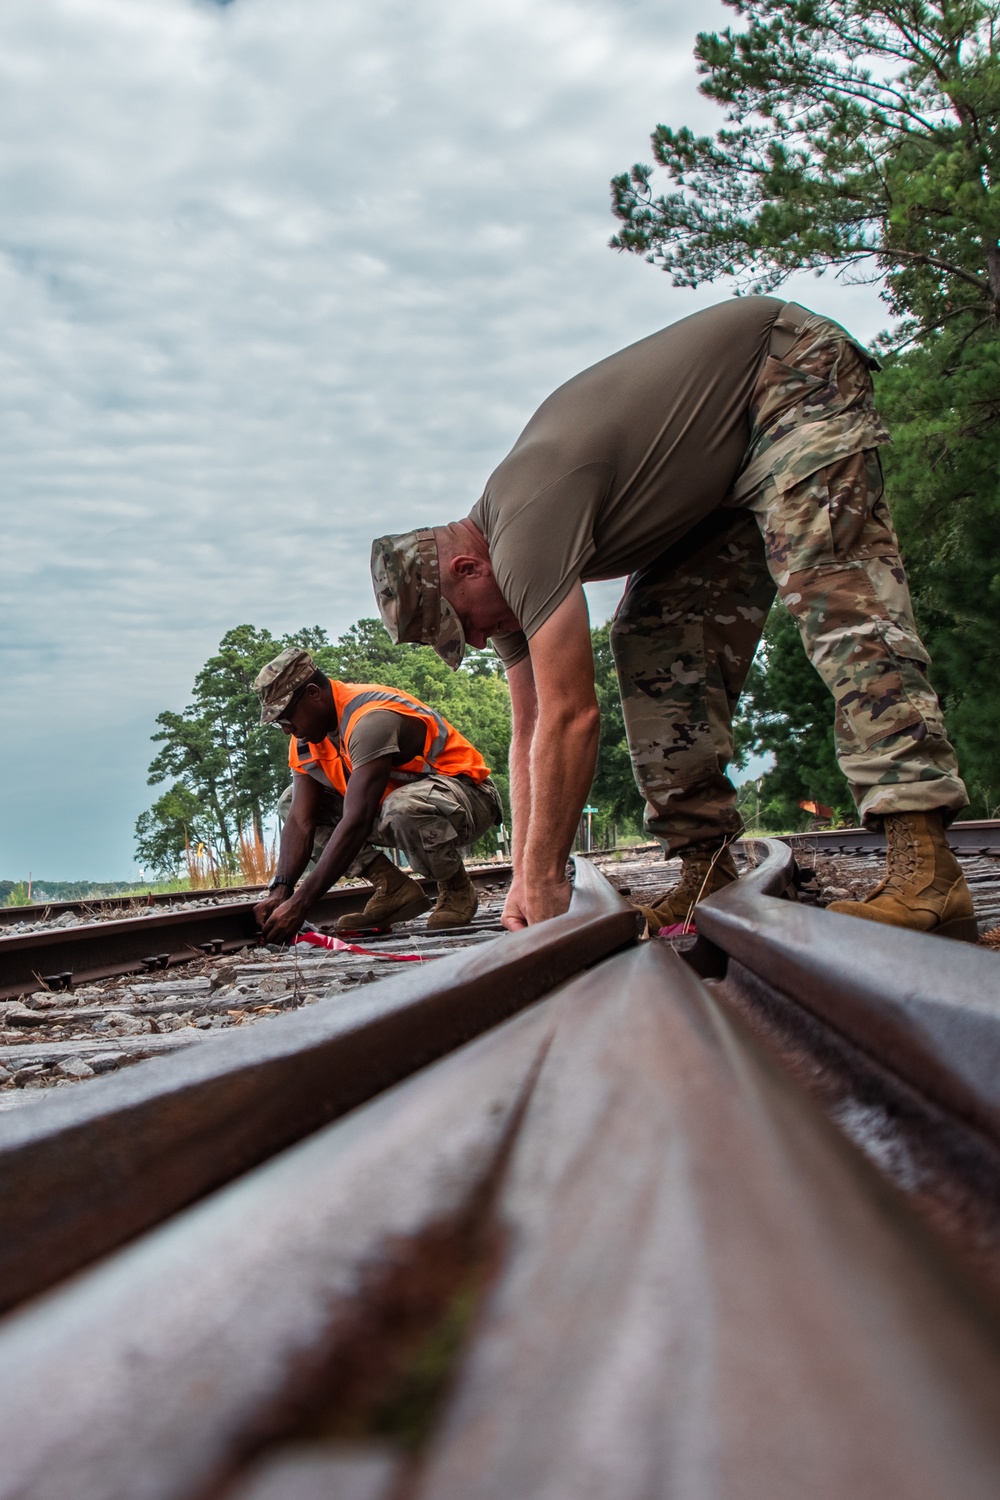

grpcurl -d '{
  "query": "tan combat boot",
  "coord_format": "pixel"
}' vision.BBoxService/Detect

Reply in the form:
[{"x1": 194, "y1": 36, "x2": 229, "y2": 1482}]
[
  {"x1": 637, "y1": 844, "x2": 739, "y2": 934},
  {"x1": 826, "y1": 811, "x2": 977, "y2": 942},
  {"x1": 335, "y1": 851, "x2": 431, "y2": 933},
  {"x1": 426, "y1": 866, "x2": 479, "y2": 931}
]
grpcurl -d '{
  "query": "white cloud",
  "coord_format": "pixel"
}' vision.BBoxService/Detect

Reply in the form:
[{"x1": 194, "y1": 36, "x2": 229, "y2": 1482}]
[{"x1": 0, "y1": 0, "x2": 886, "y2": 875}]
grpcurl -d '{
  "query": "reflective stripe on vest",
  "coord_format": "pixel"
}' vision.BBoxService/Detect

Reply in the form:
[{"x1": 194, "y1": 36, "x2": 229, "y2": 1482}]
[{"x1": 288, "y1": 680, "x2": 489, "y2": 801}]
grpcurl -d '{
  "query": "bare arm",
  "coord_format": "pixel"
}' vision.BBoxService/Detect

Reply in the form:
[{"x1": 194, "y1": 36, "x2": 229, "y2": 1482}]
[
  {"x1": 502, "y1": 584, "x2": 600, "y2": 928},
  {"x1": 254, "y1": 772, "x2": 321, "y2": 929},
  {"x1": 260, "y1": 758, "x2": 393, "y2": 944},
  {"x1": 500, "y1": 654, "x2": 538, "y2": 931},
  {"x1": 506, "y1": 654, "x2": 538, "y2": 852}
]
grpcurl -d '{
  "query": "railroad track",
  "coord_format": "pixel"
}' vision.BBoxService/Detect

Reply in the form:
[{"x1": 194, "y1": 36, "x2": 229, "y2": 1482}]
[
  {"x1": 781, "y1": 815, "x2": 1000, "y2": 856},
  {"x1": 1, "y1": 852, "x2": 999, "y2": 1498},
  {"x1": 0, "y1": 863, "x2": 513, "y2": 1000},
  {"x1": 0, "y1": 880, "x2": 267, "y2": 931}
]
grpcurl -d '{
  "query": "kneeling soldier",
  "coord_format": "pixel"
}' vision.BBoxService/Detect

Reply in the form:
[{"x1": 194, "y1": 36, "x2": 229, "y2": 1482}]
[{"x1": 252, "y1": 647, "x2": 502, "y2": 945}]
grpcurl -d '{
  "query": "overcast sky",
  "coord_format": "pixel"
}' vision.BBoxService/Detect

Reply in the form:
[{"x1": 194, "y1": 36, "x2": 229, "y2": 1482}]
[{"x1": 1, "y1": 0, "x2": 888, "y2": 879}]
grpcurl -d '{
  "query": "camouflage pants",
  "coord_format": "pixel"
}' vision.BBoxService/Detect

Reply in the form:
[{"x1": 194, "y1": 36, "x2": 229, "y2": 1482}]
[
  {"x1": 277, "y1": 773, "x2": 501, "y2": 882},
  {"x1": 611, "y1": 320, "x2": 967, "y2": 854}
]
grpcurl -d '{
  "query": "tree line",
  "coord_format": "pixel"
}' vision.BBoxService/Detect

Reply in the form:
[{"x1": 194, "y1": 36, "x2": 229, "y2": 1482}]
[
  {"x1": 136, "y1": 619, "x2": 646, "y2": 875},
  {"x1": 136, "y1": 623, "x2": 508, "y2": 874}
]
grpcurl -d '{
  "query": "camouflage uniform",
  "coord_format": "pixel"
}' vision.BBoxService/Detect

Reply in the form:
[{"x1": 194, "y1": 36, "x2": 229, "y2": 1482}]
[
  {"x1": 611, "y1": 310, "x2": 968, "y2": 853},
  {"x1": 276, "y1": 773, "x2": 501, "y2": 882}
]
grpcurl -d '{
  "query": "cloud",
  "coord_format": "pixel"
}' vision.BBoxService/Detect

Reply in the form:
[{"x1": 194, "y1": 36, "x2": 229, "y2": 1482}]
[{"x1": 0, "y1": 0, "x2": 886, "y2": 875}]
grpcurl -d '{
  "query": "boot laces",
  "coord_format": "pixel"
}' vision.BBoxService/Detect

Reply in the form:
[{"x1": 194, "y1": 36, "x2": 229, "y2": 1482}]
[
  {"x1": 676, "y1": 856, "x2": 712, "y2": 898},
  {"x1": 669, "y1": 847, "x2": 731, "y2": 929},
  {"x1": 884, "y1": 816, "x2": 920, "y2": 890}
]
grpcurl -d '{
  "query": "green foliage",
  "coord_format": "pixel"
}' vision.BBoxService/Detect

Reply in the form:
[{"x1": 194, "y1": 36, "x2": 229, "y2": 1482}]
[
  {"x1": 136, "y1": 622, "x2": 516, "y2": 871},
  {"x1": 589, "y1": 623, "x2": 644, "y2": 837},
  {"x1": 136, "y1": 616, "x2": 651, "y2": 871},
  {"x1": 734, "y1": 604, "x2": 854, "y2": 828},
  {"x1": 134, "y1": 783, "x2": 207, "y2": 877},
  {"x1": 322, "y1": 622, "x2": 514, "y2": 857},
  {"x1": 4, "y1": 881, "x2": 32, "y2": 908},
  {"x1": 877, "y1": 327, "x2": 1000, "y2": 812},
  {"x1": 610, "y1": 0, "x2": 1000, "y2": 329}
]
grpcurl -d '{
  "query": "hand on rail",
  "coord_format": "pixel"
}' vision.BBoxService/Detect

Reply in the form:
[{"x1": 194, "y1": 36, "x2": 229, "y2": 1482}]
[
  {"x1": 502, "y1": 874, "x2": 572, "y2": 930},
  {"x1": 254, "y1": 892, "x2": 285, "y2": 930},
  {"x1": 258, "y1": 893, "x2": 309, "y2": 946}
]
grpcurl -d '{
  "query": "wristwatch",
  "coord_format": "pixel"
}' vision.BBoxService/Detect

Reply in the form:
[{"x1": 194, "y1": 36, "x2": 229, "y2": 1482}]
[{"x1": 267, "y1": 875, "x2": 295, "y2": 893}]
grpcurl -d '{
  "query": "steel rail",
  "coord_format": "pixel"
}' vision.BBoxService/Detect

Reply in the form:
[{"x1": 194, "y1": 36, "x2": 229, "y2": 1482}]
[
  {"x1": 694, "y1": 839, "x2": 1000, "y2": 1154},
  {"x1": 4, "y1": 890, "x2": 1000, "y2": 1500},
  {"x1": 572, "y1": 819, "x2": 1000, "y2": 864},
  {"x1": 779, "y1": 817, "x2": 1000, "y2": 856},
  {"x1": 0, "y1": 861, "x2": 516, "y2": 931},
  {"x1": 0, "y1": 859, "x2": 637, "y2": 1315},
  {"x1": 0, "y1": 883, "x2": 265, "y2": 930},
  {"x1": 0, "y1": 864, "x2": 514, "y2": 999}
]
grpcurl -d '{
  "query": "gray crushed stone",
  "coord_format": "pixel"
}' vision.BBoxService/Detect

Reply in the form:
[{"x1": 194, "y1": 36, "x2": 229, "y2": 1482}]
[{"x1": 0, "y1": 877, "x2": 511, "y2": 1111}]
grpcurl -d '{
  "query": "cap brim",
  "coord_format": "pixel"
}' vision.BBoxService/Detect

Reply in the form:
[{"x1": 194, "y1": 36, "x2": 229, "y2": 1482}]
[{"x1": 431, "y1": 597, "x2": 466, "y2": 671}]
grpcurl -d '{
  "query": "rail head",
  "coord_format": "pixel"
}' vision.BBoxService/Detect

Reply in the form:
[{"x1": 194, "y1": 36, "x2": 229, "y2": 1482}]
[
  {"x1": 695, "y1": 839, "x2": 1000, "y2": 1152},
  {"x1": 569, "y1": 854, "x2": 638, "y2": 917},
  {"x1": 729, "y1": 837, "x2": 797, "y2": 899}
]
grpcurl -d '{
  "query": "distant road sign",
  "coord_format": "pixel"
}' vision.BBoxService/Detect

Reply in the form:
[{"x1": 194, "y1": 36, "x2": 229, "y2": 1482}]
[{"x1": 583, "y1": 805, "x2": 599, "y2": 814}]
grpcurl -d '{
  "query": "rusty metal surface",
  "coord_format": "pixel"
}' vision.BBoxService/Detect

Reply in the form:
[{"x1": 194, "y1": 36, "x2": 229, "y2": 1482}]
[
  {"x1": 0, "y1": 891, "x2": 640, "y2": 1315},
  {"x1": 0, "y1": 1002, "x2": 555, "y2": 1500},
  {"x1": 716, "y1": 957, "x2": 1000, "y2": 1301},
  {"x1": 0, "y1": 865, "x2": 513, "y2": 1000},
  {"x1": 695, "y1": 839, "x2": 1000, "y2": 1150},
  {"x1": 412, "y1": 943, "x2": 1000, "y2": 1500}
]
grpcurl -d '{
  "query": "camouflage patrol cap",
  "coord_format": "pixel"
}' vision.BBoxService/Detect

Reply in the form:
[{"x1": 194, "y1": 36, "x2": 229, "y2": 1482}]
[
  {"x1": 370, "y1": 528, "x2": 466, "y2": 670},
  {"x1": 252, "y1": 647, "x2": 318, "y2": 725}
]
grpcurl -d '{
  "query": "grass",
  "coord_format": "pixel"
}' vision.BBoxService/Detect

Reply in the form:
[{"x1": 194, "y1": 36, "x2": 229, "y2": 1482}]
[{"x1": 182, "y1": 829, "x2": 277, "y2": 890}]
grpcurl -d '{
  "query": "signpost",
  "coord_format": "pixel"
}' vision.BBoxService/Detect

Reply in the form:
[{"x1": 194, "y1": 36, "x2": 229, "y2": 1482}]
[{"x1": 582, "y1": 805, "x2": 598, "y2": 854}]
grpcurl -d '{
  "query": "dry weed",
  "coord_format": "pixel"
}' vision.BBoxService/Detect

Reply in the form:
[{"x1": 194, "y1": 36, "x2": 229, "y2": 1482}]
[
  {"x1": 237, "y1": 829, "x2": 277, "y2": 886},
  {"x1": 184, "y1": 840, "x2": 225, "y2": 890}
]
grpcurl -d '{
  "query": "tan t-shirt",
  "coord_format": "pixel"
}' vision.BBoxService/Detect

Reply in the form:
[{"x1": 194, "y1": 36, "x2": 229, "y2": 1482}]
[
  {"x1": 470, "y1": 296, "x2": 784, "y2": 667},
  {"x1": 346, "y1": 710, "x2": 426, "y2": 769}
]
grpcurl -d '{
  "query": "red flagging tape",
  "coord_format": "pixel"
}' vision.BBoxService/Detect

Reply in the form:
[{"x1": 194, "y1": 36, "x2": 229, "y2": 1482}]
[
  {"x1": 654, "y1": 920, "x2": 695, "y2": 938},
  {"x1": 293, "y1": 930, "x2": 424, "y2": 963}
]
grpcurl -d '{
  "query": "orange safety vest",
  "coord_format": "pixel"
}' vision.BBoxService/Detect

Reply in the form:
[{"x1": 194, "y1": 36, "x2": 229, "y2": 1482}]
[{"x1": 288, "y1": 680, "x2": 490, "y2": 801}]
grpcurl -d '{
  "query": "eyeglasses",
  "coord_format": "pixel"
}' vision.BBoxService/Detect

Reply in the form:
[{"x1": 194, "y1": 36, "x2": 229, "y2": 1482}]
[{"x1": 274, "y1": 683, "x2": 309, "y2": 731}]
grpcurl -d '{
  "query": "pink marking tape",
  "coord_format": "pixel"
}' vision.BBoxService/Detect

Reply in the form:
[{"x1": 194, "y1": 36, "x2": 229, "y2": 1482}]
[
  {"x1": 654, "y1": 920, "x2": 696, "y2": 939},
  {"x1": 293, "y1": 929, "x2": 424, "y2": 963}
]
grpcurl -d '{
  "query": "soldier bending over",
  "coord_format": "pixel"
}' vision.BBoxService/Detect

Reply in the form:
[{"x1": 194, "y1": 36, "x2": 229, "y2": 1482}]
[
  {"x1": 370, "y1": 297, "x2": 976, "y2": 941},
  {"x1": 252, "y1": 648, "x2": 502, "y2": 944}
]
